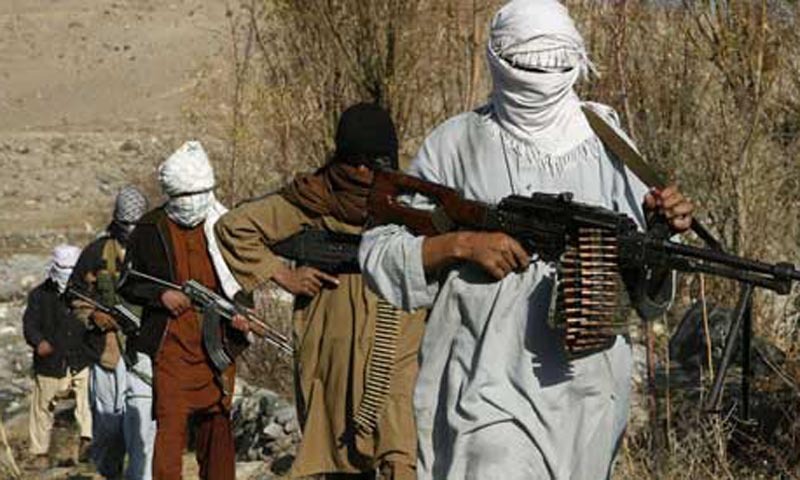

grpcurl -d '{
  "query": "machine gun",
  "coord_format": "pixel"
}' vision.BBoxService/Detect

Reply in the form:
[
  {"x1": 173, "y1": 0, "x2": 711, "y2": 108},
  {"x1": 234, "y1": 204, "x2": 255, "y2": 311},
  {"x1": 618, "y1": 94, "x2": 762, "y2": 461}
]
[
  {"x1": 270, "y1": 228, "x2": 362, "y2": 274},
  {"x1": 66, "y1": 286, "x2": 142, "y2": 336},
  {"x1": 369, "y1": 169, "x2": 800, "y2": 415},
  {"x1": 121, "y1": 269, "x2": 293, "y2": 373}
]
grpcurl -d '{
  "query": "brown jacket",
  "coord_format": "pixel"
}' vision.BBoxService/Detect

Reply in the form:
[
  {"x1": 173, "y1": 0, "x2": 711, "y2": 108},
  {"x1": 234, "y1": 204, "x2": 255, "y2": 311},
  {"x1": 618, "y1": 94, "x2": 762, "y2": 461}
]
[{"x1": 118, "y1": 207, "x2": 248, "y2": 360}]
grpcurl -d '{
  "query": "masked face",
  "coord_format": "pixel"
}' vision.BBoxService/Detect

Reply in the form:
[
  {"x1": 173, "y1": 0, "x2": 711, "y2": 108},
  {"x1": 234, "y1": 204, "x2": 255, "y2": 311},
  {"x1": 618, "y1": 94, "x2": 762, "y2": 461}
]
[
  {"x1": 47, "y1": 245, "x2": 81, "y2": 294},
  {"x1": 109, "y1": 220, "x2": 136, "y2": 245},
  {"x1": 165, "y1": 191, "x2": 214, "y2": 228},
  {"x1": 49, "y1": 265, "x2": 73, "y2": 294}
]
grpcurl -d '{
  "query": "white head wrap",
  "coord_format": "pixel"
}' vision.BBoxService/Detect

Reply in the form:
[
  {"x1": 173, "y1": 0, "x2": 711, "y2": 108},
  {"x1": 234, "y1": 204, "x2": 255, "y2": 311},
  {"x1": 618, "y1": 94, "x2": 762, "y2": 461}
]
[
  {"x1": 157, "y1": 140, "x2": 243, "y2": 298},
  {"x1": 47, "y1": 244, "x2": 81, "y2": 293},
  {"x1": 159, "y1": 141, "x2": 216, "y2": 228},
  {"x1": 487, "y1": 0, "x2": 595, "y2": 155}
]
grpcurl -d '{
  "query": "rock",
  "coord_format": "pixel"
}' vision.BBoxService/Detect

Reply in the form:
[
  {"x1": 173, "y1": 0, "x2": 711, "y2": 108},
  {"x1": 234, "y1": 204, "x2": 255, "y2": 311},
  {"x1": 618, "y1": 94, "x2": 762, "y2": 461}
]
[
  {"x1": 119, "y1": 139, "x2": 141, "y2": 153},
  {"x1": 262, "y1": 422, "x2": 284, "y2": 440},
  {"x1": 274, "y1": 406, "x2": 295, "y2": 425},
  {"x1": 282, "y1": 419, "x2": 298, "y2": 435},
  {"x1": 0, "y1": 326, "x2": 16, "y2": 337},
  {"x1": 235, "y1": 461, "x2": 272, "y2": 479},
  {"x1": 232, "y1": 383, "x2": 299, "y2": 465}
]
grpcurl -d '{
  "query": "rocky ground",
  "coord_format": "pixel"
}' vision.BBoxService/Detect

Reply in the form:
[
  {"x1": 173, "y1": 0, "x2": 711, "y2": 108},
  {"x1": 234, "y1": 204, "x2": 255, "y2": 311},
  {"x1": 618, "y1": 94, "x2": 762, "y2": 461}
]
[{"x1": 0, "y1": 0, "x2": 301, "y2": 477}]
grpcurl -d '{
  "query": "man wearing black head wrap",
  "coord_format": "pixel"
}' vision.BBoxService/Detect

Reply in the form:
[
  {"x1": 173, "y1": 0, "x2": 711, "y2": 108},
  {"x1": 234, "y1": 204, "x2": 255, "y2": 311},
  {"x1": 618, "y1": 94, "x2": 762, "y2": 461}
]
[
  {"x1": 215, "y1": 103, "x2": 425, "y2": 479},
  {"x1": 69, "y1": 185, "x2": 156, "y2": 480}
]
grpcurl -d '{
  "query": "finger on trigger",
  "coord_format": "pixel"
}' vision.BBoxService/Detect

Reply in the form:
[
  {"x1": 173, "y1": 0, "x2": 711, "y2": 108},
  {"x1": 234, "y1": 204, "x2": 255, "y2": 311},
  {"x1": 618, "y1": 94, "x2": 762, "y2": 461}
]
[
  {"x1": 308, "y1": 276, "x2": 322, "y2": 290},
  {"x1": 494, "y1": 256, "x2": 513, "y2": 276},
  {"x1": 510, "y1": 242, "x2": 529, "y2": 269},
  {"x1": 317, "y1": 271, "x2": 340, "y2": 286},
  {"x1": 500, "y1": 248, "x2": 519, "y2": 270}
]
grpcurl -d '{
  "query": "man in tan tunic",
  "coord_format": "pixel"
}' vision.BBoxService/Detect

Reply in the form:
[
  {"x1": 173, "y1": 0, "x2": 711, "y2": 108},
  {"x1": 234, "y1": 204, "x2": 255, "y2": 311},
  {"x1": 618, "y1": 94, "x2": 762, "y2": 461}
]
[{"x1": 216, "y1": 103, "x2": 424, "y2": 479}]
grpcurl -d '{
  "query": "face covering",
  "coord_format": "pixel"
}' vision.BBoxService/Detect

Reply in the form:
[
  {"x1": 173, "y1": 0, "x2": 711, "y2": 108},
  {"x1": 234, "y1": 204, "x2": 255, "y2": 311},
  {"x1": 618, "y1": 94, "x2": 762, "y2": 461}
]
[
  {"x1": 158, "y1": 141, "x2": 217, "y2": 228},
  {"x1": 165, "y1": 190, "x2": 214, "y2": 228},
  {"x1": 110, "y1": 185, "x2": 148, "y2": 244},
  {"x1": 487, "y1": 0, "x2": 594, "y2": 155},
  {"x1": 47, "y1": 245, "x2": 81, "y2": 293}
]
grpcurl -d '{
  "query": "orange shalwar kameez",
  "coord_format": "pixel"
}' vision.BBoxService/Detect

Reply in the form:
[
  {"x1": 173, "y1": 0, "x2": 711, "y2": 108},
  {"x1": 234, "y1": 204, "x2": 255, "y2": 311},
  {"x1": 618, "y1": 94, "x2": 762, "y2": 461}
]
[{"x1": 152, "y1": 220, "x2": 236, "y2": 480}]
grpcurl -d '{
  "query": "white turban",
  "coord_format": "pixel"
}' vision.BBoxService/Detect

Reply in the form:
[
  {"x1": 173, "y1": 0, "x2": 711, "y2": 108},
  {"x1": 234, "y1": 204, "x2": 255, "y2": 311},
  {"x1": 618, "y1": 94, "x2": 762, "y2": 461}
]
[
  {"x1": 157, "y1": 140, "x2": 242, "y2": 298},
  {"x1": 487, "y1": 0, "x2": 595, "y2": 155},
  {"x1": 47, "y1": 244, "x2": 81, "y2": 293},
  {"x1": 159, "y1": 141, "x2": 216, "y2": 228}
]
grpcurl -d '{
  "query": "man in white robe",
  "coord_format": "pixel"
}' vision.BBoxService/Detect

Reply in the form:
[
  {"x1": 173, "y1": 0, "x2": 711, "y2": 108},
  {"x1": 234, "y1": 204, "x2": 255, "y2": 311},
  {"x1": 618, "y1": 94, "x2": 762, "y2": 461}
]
[{"x1": 358, "y1": 1, "x2": 694, "y2": 479}]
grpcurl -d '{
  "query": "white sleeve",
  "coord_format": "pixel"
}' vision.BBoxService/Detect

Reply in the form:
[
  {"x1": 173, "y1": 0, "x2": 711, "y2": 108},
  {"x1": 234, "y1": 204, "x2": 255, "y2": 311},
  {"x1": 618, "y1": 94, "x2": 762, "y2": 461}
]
[{"x1": 358, "y1": 136, "x2": 446, "y2": 311}]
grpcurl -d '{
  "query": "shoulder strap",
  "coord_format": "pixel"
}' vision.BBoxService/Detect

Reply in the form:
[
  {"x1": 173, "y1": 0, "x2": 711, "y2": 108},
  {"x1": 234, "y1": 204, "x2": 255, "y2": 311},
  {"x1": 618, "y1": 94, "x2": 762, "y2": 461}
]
[{"x1": 101, "y1": 239, "x2": 121, "y2": 277}]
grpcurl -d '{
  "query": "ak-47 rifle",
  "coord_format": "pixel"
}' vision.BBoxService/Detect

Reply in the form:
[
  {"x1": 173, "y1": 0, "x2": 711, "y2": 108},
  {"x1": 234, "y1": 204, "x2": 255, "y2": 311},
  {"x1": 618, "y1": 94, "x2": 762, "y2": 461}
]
[
  {"x1": 270, "y1": 228, "x2": 362, "y2": 274},
  {"x1": 369, "y1": 170, "x2": 800, "y2": 414},
  {"x1": 120, "y1": 269, "x2": 293, "y2": 373},
  {"x1": 67, "y1": 286, "x2": 142, "y2": 336}
]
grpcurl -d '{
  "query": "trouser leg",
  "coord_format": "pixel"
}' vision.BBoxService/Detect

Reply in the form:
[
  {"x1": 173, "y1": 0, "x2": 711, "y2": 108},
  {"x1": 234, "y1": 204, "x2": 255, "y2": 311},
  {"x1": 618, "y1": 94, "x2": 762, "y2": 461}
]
[
  {"x1": 153, "y1": 402, "x2": 190, "y2": 480},
  {"x1": 71, "y1": 367, "x2": 94, "y2": 440},
  {"x1": 28, "y1": 375, "x2": 63, "y2": 455},
  {"x1": 124, "y1": 354, "x2": 156, "y2": 480},
  {"x1": 89, "y1": 363, "x2": 125, "y2": 477},
  {"x1": 194, "y1": 412, "x2": 235, "y2": 480}
]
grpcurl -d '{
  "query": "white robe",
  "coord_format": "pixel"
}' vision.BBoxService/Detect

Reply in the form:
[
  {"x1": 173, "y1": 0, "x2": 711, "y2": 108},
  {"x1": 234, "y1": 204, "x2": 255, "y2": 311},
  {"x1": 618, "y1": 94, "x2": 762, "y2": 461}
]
[{"x1": 359, "y1": 105, "x2": 672, "y2": 480}]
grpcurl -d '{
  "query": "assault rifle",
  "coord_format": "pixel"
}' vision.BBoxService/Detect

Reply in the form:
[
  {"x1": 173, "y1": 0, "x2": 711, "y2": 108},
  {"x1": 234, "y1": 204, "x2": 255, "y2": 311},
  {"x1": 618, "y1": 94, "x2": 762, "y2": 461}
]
[
  {"x1": 121, "y1": 269, "x2": 293, "y2": 372},
  {"x1": 66, "y1": 286, "x2": 141, "y2": 336},
  {"x1": 369, "y1": 170, "x2": 800, "y2": 415},
  {"x1": 270, "y1": 228, "x2": 362, "y2": 274}
]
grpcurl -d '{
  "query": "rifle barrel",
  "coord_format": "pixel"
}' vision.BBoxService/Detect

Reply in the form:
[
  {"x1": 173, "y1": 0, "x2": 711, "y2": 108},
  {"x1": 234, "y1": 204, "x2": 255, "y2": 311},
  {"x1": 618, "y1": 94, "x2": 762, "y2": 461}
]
[
  {"x1": 657, "y1": 239, "x2": 800, "y2": 281},
  {"x1": 126, "y1": 269, "x2": 182, "y2": 291}
]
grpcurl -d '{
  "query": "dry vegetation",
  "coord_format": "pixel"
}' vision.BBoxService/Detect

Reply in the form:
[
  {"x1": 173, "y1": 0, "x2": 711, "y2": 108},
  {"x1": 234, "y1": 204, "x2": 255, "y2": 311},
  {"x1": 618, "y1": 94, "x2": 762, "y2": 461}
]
[{"x1": 188, "y1": 1, "x2": 800, "y2": 478}]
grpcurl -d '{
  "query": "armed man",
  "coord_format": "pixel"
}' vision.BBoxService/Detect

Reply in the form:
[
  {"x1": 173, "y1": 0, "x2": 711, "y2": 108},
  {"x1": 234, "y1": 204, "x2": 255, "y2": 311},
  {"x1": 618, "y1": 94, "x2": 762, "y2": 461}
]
[
  {"x1": 69, "y1": 185, "x2": 155, "y2": 480},
  {"x1": 118, "y1": 141, "x2": 249, "y2": 480},
  {"x1": 215, "y1": 103, "x2": 425, "y2": 479},
  {"x1": 23, "y1": 245, "x2": 92, "y2": 469},
  {"x1": 358, "y1": 1, "x2": 694, "y2": 479}
]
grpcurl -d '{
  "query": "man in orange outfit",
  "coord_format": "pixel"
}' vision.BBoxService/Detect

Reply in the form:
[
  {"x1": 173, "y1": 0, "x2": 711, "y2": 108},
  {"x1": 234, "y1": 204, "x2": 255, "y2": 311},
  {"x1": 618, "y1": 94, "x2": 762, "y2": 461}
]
[{"x1": 119, "y1": 141, "x2": 249, "y2": 479}]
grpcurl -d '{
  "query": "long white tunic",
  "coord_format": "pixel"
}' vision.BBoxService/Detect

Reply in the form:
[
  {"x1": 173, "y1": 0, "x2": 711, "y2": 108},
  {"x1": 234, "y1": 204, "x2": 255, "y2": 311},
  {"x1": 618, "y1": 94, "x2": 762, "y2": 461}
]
[{"x1": 359, "y1": 105, "x2": 671, "y2": 480}]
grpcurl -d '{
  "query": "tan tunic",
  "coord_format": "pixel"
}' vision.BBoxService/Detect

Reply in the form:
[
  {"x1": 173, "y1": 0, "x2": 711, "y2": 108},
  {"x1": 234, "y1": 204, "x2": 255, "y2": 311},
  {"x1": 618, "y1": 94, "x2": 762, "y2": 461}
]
[{"x1": 215, "y1": 194, "x2": 424, "y2": 478}]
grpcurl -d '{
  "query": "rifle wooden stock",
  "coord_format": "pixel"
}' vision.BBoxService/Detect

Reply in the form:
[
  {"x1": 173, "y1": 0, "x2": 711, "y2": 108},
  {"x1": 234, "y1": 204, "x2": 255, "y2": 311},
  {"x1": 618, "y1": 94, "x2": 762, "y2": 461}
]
[{"x1": 370, "y1": 169, "x2": 491, "y2": 236}]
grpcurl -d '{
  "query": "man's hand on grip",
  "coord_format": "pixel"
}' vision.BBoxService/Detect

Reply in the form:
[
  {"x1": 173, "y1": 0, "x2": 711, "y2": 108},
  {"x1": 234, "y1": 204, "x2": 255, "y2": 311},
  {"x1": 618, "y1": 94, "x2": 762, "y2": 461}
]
[
  {"x1": 460, "y1": 232, "x2": 530, "y2": 280},
  {"x1": 91, "y1": 310, "x2": 117, "y2": 331},
  {"x1": 644, "y1": 185, "x2": 694, "y2": 233},
  {"x1": 273, "y1": 266, "x2": 340, "y2": 297},
  {"x1": 160, "y1": 289, "x2": 192, "y2": 317}
]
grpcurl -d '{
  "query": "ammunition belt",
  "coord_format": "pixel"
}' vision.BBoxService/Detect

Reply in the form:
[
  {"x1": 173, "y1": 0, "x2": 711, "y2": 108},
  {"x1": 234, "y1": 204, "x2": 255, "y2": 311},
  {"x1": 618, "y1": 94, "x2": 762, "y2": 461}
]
[{"x1": 353, "y1": 299, "x2": 400, "y2": 435}]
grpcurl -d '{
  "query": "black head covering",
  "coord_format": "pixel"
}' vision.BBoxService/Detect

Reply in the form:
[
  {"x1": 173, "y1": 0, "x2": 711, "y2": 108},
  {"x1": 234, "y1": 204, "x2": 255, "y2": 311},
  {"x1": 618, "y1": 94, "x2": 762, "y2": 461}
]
[{"x1": 334, "y1": 103, "x2": 398, "y2": 170}]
